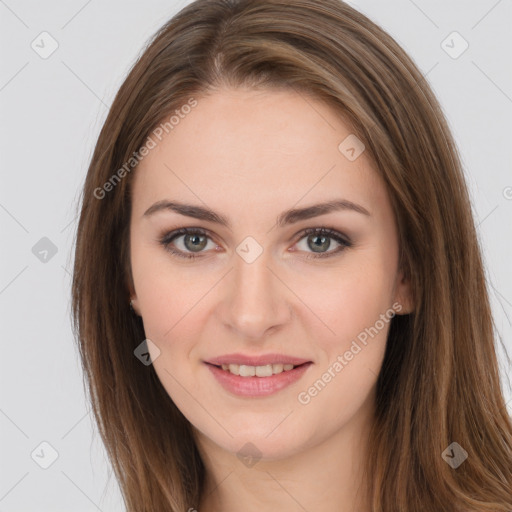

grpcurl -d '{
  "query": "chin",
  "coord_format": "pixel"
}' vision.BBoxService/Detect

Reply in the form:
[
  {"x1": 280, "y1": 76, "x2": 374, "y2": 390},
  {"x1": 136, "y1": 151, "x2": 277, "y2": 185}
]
[{"x1": 208, "y1": 423, "x2": 312, "y2": 463}]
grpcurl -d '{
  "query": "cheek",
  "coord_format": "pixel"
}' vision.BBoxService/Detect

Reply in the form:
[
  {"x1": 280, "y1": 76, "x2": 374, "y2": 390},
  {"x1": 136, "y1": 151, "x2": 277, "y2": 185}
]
[
  {"x1": 293, "y1": 263, "x2": 394, "y2": 427},
  {"x1": 292, "y1": 254, "x2": 397, "y2": 349},
  {"x1": 131, "y1": 242, "x2": 214, "y2": 340}
]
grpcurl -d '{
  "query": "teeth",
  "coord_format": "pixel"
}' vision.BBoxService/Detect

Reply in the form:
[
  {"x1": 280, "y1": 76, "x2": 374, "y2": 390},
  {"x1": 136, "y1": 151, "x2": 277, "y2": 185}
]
[
  {"x1": 220, "y1": 363, "x2": 297, "y2": 377},
  {"x1": 239, "y1": 365, "x2": 256, "y2": 377},
  {"x1": 273, "y1": 363, "x2": 284, "y2": 374}
]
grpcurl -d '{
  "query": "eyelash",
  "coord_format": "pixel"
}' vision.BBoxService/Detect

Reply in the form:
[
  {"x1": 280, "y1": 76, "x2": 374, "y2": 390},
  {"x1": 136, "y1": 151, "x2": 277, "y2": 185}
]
[{"x1": 158, "y1": 227, "x2": 352, "y2": 261}]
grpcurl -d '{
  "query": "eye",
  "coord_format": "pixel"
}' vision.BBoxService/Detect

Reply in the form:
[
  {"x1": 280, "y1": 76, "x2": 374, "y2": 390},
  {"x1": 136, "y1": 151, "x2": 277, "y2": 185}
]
[
  {"x1": 158, "y1": 228, "x2": 217, "y2": 260},
  {"x1": 158, "y1": 226, "x2": 352, "y2": 260},
  {"x1": 294, "y1": 227, "x2": 352, "y2": 259}
]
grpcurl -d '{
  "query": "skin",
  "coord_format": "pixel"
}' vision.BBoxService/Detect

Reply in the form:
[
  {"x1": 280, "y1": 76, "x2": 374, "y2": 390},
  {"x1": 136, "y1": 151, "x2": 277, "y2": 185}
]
[{"x1": 129, "y1": 87, "x2": 413, "y2": 512}]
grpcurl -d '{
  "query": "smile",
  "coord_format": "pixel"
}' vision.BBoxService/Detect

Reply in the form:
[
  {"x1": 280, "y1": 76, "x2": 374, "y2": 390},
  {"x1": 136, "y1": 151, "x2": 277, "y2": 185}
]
[
  {"x1": 219, "y1": 363, "x2": 297, "y2": 377},
  {"x1": 205, "y1": 361, "x2": 312, "y2": 397}
]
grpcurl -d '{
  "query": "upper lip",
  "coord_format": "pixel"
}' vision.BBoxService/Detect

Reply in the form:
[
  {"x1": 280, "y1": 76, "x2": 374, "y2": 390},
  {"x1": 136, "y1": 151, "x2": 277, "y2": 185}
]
[{"x1": 205, "y1": 353, "x2": 312, "y2": 367}]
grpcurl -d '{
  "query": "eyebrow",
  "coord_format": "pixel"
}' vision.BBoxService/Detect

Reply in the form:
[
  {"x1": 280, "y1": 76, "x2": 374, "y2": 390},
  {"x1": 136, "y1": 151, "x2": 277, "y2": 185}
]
[{"x1": 143, "y1": 199, "x2": 371, "y2": 228}]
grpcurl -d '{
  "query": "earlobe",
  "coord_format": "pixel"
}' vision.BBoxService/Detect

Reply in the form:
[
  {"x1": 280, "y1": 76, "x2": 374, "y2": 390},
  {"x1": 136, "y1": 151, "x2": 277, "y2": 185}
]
[{"x1": 129, "y1": 297, "x2": 140, "y2": 316}]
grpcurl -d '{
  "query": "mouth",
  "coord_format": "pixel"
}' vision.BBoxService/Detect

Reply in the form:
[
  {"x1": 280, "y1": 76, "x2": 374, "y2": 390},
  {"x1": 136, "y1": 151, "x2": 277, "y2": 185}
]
[
  {"x1": 204, "y1": 360, "x2": 313, "y2": 397},
  {"x1": 207, "y1": 362, "x2": 309, "y2": 377}
]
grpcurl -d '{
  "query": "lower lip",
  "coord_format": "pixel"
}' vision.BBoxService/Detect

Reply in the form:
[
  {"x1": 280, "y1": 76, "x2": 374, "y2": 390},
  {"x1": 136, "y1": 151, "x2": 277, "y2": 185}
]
[{"x1": 205, "y1": 362, "x2": 312, "y2": 397}]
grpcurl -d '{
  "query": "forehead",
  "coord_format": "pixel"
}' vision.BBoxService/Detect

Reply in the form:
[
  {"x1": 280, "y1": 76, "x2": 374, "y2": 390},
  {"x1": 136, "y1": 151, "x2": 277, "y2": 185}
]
[{"x1": 131, "y1": 87, "x2": 385, "y2": 217}]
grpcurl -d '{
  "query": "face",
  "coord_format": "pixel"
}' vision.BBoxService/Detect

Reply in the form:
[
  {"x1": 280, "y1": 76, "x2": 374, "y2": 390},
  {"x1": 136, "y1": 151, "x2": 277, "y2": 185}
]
[{"x1": 129, "y1": 87, "x2": 412, "y2": 460}]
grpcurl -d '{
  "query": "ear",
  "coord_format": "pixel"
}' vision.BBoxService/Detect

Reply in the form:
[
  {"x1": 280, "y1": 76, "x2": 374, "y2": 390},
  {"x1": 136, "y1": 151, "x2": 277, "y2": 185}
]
[
  {"x1": 129, "y1": 294, "x2": 141, "y2": 316},
  {"x1": 392, "y1": 268, "x2": 414, "y2": 315},
  {"x1": 125, "y1": 262, "x2": 141, "y2": 316},
  {"x1": 127, "y1": 276, "x2": 141, "y2": 316}
]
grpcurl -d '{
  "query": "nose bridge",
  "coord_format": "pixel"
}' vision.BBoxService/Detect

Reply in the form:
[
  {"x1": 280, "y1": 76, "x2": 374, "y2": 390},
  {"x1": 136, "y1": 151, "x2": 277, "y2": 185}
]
[{"x1": 221, "y1": 245, "x2": 291, "y2": 338}]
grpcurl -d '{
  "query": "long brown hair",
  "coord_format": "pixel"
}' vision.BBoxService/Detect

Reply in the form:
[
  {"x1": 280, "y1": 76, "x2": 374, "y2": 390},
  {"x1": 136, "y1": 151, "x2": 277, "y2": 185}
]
[{"x1": 71, "y1": 0, "x2": 512, "y2": 510}]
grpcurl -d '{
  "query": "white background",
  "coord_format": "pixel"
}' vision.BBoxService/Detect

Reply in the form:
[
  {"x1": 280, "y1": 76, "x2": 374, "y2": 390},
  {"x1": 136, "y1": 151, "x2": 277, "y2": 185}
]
[{"x1": 1, "y1": 0, "x2": 511, "y2": 510}]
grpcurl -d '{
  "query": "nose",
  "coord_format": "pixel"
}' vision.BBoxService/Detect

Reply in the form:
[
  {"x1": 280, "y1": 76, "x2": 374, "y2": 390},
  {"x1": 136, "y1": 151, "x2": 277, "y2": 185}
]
[{"x1": 217, "y1": 249, "x2": 293, "y2": 340}]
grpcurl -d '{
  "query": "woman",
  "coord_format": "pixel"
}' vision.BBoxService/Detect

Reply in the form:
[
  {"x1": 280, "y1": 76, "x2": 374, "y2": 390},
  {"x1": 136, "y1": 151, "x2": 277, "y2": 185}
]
[{"x1": 71, "y1": 0, "x2": 512, "y2": 510}]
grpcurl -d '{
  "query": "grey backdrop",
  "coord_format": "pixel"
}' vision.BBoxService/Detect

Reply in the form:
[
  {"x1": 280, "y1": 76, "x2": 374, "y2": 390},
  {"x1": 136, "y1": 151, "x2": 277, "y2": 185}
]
[{"x1": 1, "y1": 0, "x2": 511, "y2": 510}]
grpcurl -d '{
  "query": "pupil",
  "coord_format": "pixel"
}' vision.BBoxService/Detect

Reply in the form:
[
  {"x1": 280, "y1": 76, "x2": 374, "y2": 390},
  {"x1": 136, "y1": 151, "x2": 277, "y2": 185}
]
[
  {"x1": 309, "y1": 234, "x2": 330, "y2": 253},
  {"x1": 185, "y1": 234, "x2": 207, "y2": 252}
]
